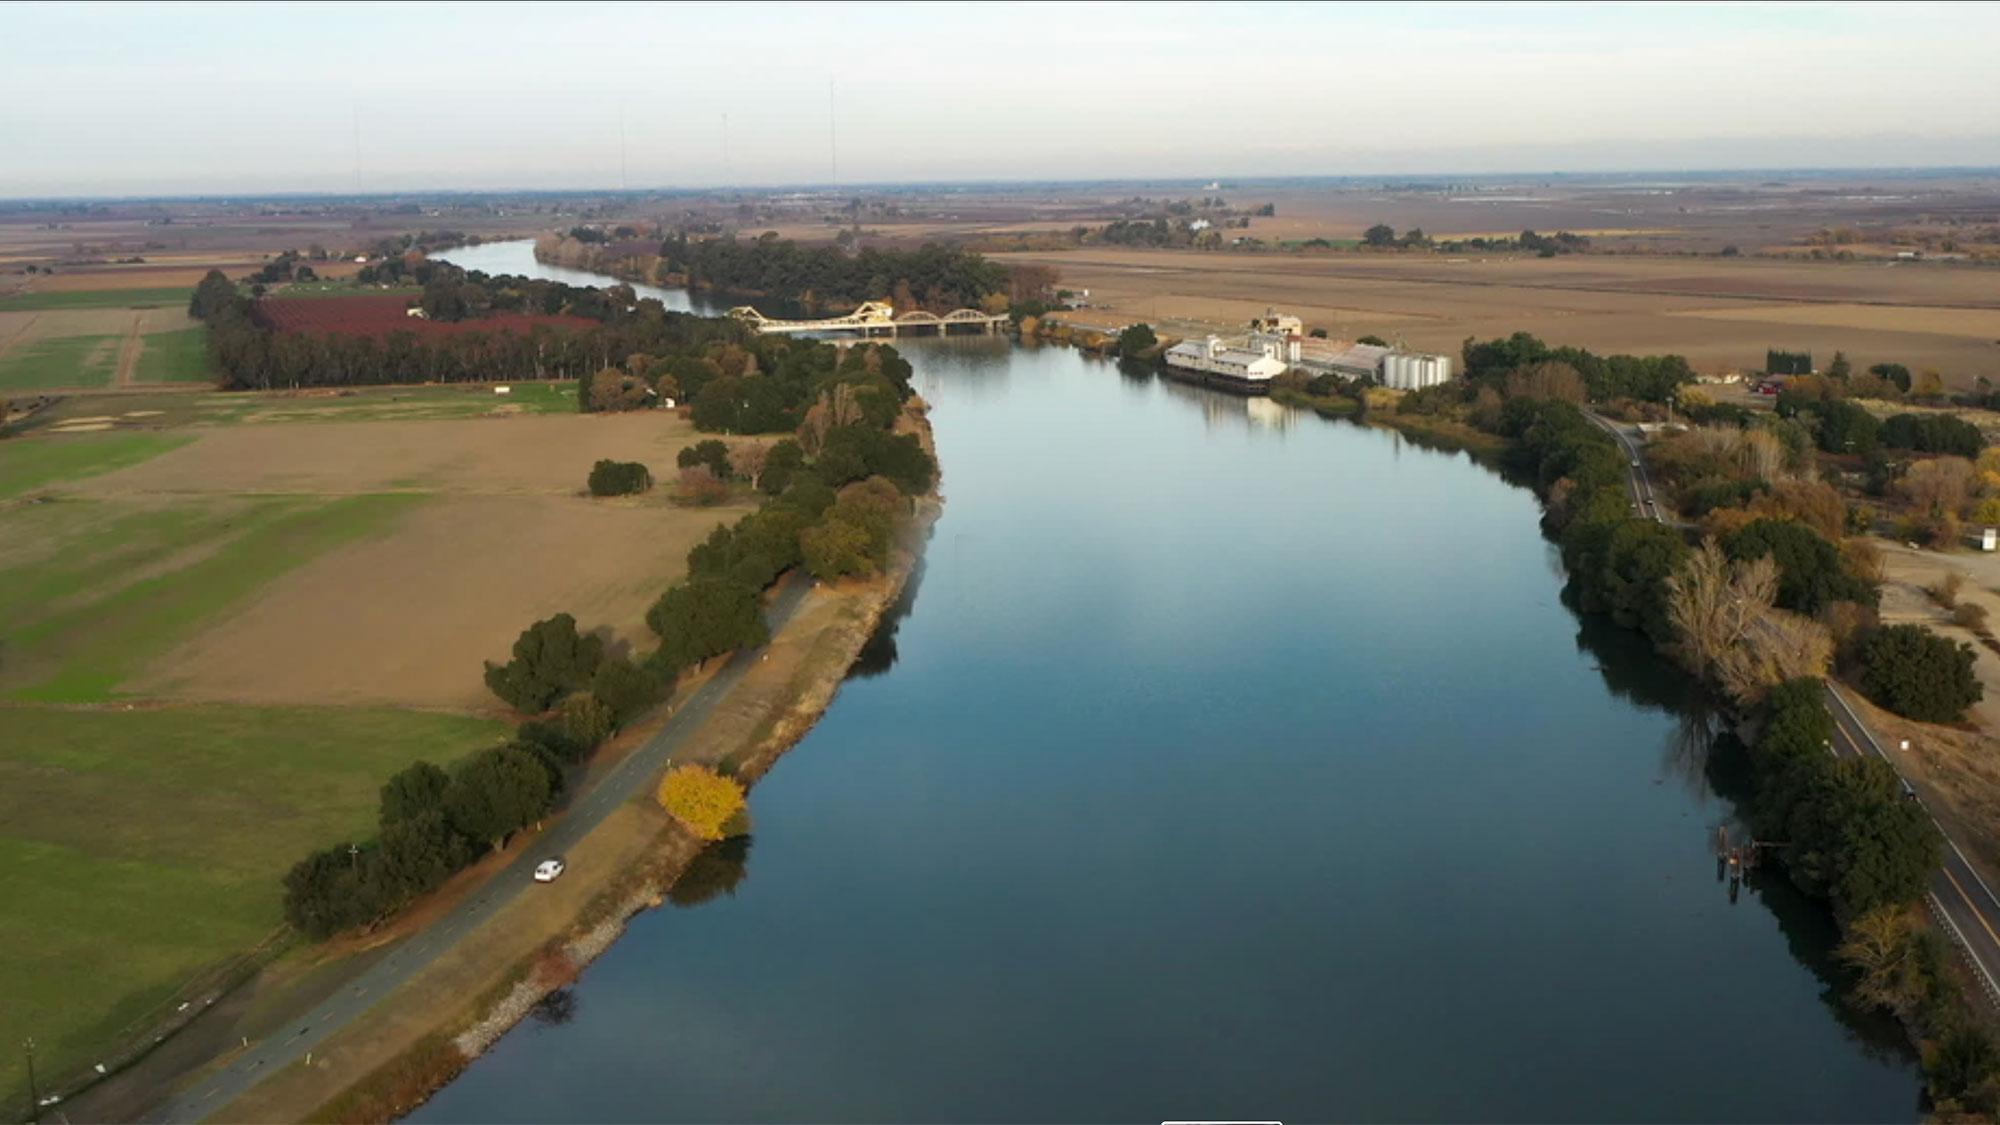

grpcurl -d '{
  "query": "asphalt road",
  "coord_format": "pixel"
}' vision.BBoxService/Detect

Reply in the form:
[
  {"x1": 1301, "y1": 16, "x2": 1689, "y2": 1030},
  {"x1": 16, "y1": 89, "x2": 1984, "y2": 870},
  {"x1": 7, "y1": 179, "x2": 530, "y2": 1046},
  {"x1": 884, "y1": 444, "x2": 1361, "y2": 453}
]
[
  {"x1": 1585, "y1": 409, "x2": 2000, "y2": 1005},
  {"x1": 146, "y1": 579, "x2": 816, "y2": 1124}
]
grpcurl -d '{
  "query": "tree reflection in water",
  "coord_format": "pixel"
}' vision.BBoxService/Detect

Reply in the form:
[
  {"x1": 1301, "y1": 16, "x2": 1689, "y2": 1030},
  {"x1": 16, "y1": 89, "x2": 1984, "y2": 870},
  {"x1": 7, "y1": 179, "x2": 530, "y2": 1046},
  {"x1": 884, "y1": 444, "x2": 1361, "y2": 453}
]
[
  {"x1": 847, "y1": 561, "x2": 925, "y2": 682},
  {"x1": 668, "y1": 834, "x2": 754, "y2": 908}
]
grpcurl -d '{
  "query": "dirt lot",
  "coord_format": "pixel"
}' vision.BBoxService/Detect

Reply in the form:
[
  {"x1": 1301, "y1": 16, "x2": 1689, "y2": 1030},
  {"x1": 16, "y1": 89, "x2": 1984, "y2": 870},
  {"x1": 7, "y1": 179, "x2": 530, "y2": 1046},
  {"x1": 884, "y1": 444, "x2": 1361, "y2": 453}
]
[
  {"x1": 1003, "y1": 248, "x2": 2000, "y2": 381},
  {"x1": 71, "y1": 412, "x2": 754, "y2": 712}
]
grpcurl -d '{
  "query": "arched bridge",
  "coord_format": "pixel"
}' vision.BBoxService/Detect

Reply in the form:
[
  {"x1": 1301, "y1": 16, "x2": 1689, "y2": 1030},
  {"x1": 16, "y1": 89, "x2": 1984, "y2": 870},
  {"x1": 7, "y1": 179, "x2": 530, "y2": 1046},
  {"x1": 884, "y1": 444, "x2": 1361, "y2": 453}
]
[{"x1": 728, "y1": 300, "x2": 1008, "y2": 337}]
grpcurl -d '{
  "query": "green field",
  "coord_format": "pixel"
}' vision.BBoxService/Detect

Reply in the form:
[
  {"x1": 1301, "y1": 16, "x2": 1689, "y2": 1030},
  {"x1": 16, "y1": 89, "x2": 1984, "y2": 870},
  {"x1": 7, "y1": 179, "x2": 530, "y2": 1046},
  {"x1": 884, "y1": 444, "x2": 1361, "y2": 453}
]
[
  {"x1": 15, "y1": 380, "x2": 577, "y2": 432},
  {"x1": 0, "y1": 491, "x2": 424, "y2": 702},
  {"x1": 0, "y1": 703, "x2": 506, "y2": 1105},
  {"x1": 132, "y1": 326, "x2": 214, "y2": 384},
  {"x1": 0, "y1": 332, "x2": 123, "y2": 390},
  {"x1": 0, "y1": 431, "x2": 191, "y2": 499},
  {"x1": 0, "y1": 287, "x2": 190, "y2": 311}
]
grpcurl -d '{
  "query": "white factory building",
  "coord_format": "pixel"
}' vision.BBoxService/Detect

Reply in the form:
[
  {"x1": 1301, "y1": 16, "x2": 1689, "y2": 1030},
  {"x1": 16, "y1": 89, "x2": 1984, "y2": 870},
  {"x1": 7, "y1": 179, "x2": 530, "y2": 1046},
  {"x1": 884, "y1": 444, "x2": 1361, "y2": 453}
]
[{"x1": 1164, "y1": 335, "x2": 1288, "y2": 393}]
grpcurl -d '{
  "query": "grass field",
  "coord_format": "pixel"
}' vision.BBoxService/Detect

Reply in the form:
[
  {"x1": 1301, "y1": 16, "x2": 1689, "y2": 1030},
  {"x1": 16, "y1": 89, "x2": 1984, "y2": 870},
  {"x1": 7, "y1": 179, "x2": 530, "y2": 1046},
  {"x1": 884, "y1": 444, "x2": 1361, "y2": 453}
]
[
  {"x1": 132, "y1": 326, "x2": 214, "y2": 384},
  {"x1": 0, "y1": 704, "x2": 507, "y2": 1105},
  {"x1": 18, "y1": 381, "x2": 577, "y2": 434},
  {"x1": 0, "y1": 332, "x2": 122, "y2": 390},
  {"x1": 0, "y1": 431, "x2": 191, "y2": 498},
  {"x1": 0, "y1": 492, "x2": 424, "y2": 702},
  {"x1": 0, "y1": 287, "x2": 190, "y2": 311}
]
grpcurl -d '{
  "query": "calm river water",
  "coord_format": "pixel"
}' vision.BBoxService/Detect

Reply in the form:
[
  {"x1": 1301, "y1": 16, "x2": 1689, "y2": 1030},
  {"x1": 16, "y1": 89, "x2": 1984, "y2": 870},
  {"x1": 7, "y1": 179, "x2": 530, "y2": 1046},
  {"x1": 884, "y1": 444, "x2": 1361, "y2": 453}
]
[{"x1": 422, "y1": 242, "x2": 1920, "y2": 1122}]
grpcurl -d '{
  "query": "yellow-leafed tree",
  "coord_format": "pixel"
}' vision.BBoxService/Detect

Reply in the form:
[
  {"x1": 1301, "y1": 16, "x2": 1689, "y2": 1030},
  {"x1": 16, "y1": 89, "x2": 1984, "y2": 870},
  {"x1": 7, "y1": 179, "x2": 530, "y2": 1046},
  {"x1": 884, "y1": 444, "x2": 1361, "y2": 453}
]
[{"x1": 657, "y1": 765, "x2": 746, "y2": 841}]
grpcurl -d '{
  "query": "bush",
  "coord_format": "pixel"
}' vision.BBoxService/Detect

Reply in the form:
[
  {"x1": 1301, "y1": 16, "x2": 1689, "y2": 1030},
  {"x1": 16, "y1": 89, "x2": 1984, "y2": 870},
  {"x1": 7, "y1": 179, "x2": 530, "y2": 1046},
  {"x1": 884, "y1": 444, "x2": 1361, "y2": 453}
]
[
  {"x1": 1859, "y1": 624, "x2": 1983, "y2": 722},
  {"x1": 677, "y1": 439, "x2": 733, "y2": 478},
  {"x1": 587, "y1": 459, "x2": 652, "y2": 497},
  {"x1": 483, "y1": 613, "x2": 605, "y2": 714},
  {"x1": 1116, "y1": 323, "x2": 1158, "y2": 359},
  {"x1": 657, "y1": 765, "x2": 746, "y2": 841},
  {"x1": 676, "y1": 464, "x2": 732, "y2": 506},
  {"x1": 1955, "y1": 602, "x2": 1991, "y2": 633}
]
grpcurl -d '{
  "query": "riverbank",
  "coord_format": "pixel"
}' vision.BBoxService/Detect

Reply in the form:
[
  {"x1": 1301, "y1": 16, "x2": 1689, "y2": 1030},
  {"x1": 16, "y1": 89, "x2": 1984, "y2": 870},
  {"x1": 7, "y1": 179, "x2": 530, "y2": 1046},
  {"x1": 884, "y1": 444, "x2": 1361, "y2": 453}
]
[{"x1": 141, "y1": 411, "x2": 942, "y2": 1124}]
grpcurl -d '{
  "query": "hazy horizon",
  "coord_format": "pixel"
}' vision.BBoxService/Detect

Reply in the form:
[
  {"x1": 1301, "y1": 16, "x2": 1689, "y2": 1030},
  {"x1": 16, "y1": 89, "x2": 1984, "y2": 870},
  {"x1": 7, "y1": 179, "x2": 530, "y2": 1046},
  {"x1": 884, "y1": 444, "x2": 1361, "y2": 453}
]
[{"x1": 4, "y1": 0, "x2": 1997, "y2": 198}]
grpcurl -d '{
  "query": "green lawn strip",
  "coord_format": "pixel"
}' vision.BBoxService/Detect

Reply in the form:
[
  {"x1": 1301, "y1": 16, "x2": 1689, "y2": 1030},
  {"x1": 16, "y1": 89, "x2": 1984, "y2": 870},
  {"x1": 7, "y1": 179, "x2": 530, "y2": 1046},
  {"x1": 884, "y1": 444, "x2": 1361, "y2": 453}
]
[
  {"x1": 0, "y1": 498, "x2": 265, "y2": 633},
  {"x1": 0, "y1": 703, "x2": 507, "y2": 1103},
  {"x1": 132, "y1": 326, "x2": 214, "y2": 384},
  {"x1": 0, "y1": 287, "x2": 191, "y2": 312},
  {"x1": 0, "y1": 333, "x2": 123, "y2": 390},
  {"x1": 0, "y1": 432, "x2": 193, "y2": 500},
  {"x1": 9, "y1": 492, "x2": 428, "y2": 702}
]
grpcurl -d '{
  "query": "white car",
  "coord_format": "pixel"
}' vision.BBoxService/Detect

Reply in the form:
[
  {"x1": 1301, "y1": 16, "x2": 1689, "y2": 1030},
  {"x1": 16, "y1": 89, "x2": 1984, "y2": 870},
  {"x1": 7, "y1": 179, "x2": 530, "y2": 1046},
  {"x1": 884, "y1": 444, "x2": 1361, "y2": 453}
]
[{"x1": 533, "y1": 857, "x2": 566, "y2": 883}]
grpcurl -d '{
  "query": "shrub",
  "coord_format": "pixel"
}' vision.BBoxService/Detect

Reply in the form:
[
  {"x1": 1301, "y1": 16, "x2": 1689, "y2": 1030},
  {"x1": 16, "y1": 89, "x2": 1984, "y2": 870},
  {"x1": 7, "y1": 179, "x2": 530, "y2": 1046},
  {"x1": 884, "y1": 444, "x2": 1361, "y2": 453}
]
[
  {"x1": 1954, "y1": 602, "x2": 1990, "y2": 633},
  {"x1": 483, "y1": 613, "x2": 605, "y2": 713},
  {"x1": 1116, "y1": 323, "x2": 1158, "y2": 359},
  {"x1": 1859, "y1": 623, "x2": 1983, "y2": 722},
  {"x1": 676, "y1": 464, "x2": 732, "y2": 506},
  {"x1": 1880, "y1": 412, "x2": 1985, "y2": 457},
  {"x1": 587, "y1": 459, "x2": 652, "y2": 497},
  {"x1": 677, "y1": 439, "x2": 733, "y2": 478},
  {"x1": 657, "y1": 764, "x2": 747, "y2": 841}
]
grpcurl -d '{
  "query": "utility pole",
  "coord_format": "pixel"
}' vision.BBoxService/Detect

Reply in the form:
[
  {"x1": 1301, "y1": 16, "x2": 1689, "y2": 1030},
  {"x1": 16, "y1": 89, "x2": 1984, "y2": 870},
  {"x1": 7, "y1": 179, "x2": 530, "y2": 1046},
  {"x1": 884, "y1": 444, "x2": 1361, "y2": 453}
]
[
  {"x1": 25, "y1": 1037, "x2": 39, "y2": 1124},
  {"x1": 347, "y1": 842, "x2": 360, "y2": 871}
]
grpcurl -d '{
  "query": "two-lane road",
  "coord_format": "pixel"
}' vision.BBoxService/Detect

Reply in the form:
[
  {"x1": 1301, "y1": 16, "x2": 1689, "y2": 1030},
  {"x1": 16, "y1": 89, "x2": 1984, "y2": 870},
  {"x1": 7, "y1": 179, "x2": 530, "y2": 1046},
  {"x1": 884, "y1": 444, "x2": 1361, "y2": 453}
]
[
  {"x1": 147, "y1": 579, "x2": 817, "y2": 1123},
  {"x1": 1585, "y1": 408, "x2": 2000, "y2": 1004}
]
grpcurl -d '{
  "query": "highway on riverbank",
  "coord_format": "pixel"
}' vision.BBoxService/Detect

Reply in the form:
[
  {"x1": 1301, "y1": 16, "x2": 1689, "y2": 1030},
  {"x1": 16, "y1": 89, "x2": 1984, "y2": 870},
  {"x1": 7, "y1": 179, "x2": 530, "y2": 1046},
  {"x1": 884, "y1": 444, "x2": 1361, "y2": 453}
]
[
  {"x1": 1586, "y1": 408, "x2": 2000, "y2": 1006},
  {"x1": 145, "y1": 579, "x2": 816, "y2": 1123}
]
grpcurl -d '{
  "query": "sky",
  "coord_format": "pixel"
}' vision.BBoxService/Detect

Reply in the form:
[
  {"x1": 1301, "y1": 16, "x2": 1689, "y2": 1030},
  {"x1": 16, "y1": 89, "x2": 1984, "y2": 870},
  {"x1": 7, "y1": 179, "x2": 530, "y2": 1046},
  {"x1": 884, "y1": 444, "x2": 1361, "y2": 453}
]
[{"x1": 2, "y1": 0, "x2": 1997, "y2": 197}]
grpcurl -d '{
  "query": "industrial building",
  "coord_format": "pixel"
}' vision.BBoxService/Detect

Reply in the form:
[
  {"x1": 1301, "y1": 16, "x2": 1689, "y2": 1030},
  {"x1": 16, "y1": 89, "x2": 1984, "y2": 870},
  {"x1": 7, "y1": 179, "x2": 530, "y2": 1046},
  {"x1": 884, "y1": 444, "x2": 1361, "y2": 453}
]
[{"x1": 1163, "y1": 335, "x2": 1287, "y2": 394}]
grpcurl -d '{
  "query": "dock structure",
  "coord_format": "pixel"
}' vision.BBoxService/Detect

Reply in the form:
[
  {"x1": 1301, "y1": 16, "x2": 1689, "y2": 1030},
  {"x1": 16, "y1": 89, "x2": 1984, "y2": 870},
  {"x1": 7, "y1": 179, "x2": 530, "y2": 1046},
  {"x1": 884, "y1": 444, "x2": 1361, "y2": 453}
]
[{"x1": 729, "y1": 300, "x2": 1007, "y2": 338}]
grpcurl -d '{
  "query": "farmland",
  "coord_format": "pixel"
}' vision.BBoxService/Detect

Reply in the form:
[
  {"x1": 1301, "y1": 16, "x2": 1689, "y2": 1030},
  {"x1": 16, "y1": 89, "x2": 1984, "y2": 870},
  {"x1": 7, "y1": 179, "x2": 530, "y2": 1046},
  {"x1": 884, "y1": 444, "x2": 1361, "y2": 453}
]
[
  {"x1": 0, "y1": 286, "x2": 190, "y2": 311},
  {"x1": 0, "y1": 403, "x2": 744, "y2": 1103},
  {"x1": 1002, "y1": 246, "x2": 2000, "y2": 383}
]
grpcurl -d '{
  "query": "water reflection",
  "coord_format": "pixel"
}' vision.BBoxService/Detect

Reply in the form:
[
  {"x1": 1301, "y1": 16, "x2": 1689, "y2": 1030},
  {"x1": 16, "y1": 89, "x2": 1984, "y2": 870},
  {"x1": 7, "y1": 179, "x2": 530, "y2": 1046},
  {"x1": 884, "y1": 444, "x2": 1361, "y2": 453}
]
[
  {"x1": 666, "y1": 835, "x2": 753, "y2": 909},
  {"x1": 529, "y1": 989, "x2": 578, "y2": 1027},
  {"x1": 847, "y1": 561, "x2": 925, "y2": 682}
]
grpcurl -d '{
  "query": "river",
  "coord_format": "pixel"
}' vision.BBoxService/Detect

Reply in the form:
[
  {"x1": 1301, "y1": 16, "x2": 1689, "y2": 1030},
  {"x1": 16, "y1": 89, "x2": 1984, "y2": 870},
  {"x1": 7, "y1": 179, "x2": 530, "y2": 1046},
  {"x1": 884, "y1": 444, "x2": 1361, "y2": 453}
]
[{"x1": 422, "y1": 242, "x2": 1920, "y2": 1122}]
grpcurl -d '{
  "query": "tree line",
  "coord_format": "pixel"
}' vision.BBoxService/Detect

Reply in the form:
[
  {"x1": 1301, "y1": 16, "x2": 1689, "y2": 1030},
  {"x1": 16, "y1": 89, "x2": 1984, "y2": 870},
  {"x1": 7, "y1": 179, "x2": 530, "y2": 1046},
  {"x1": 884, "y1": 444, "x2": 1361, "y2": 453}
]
[
  {"x1": 188, "y1": 265, "x2": 751, "y2": 390},
  {"x1": 657, "y1": 233, "x2": 1009, "y2": 314}
]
